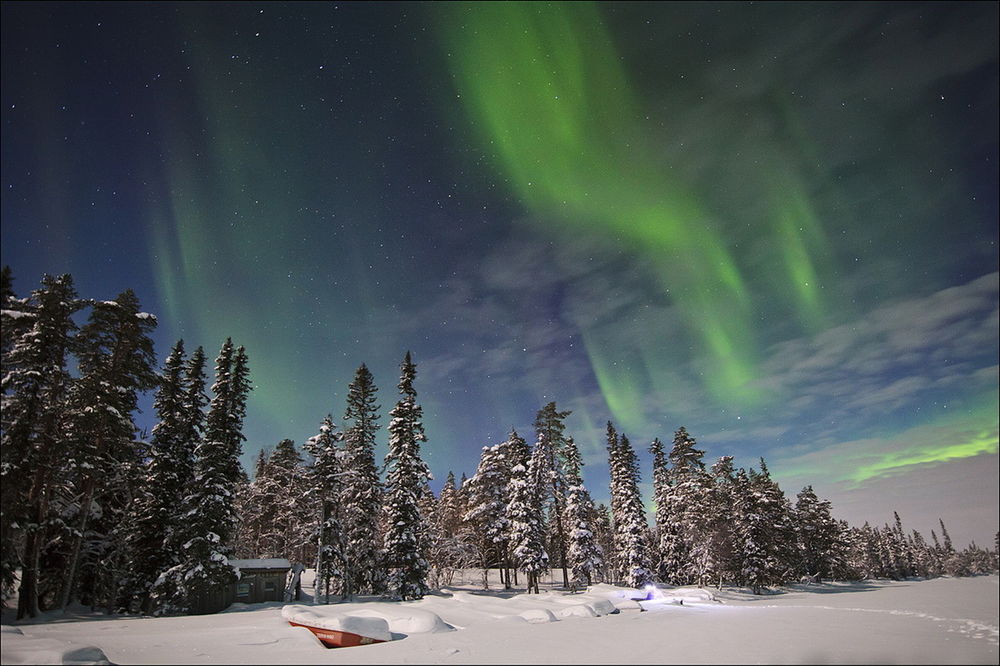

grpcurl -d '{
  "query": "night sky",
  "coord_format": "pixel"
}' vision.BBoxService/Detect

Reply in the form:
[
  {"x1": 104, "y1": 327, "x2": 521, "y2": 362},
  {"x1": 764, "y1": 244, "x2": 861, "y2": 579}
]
[{"x1": 2, "y1": 2, "x2": 997, "y2": 547}]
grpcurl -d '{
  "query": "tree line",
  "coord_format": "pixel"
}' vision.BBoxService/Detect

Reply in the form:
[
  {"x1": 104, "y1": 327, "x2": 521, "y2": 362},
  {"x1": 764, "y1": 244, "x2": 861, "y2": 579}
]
[
  {"x1": 1, "y1": 269, "x2": 250, "y2": 618},
  {"x1": 2, "y1": 268, "x2": 997, "y2": 619}
]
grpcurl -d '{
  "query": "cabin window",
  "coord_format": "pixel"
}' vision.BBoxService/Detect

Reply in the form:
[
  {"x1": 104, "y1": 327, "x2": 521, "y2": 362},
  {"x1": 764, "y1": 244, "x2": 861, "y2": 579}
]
[
  {"x1": 264, "y1": 581, "x2": 276, "y2": 594},
  {"x1": 236, "y1": 583, "x2": 251, "y2": 598}
]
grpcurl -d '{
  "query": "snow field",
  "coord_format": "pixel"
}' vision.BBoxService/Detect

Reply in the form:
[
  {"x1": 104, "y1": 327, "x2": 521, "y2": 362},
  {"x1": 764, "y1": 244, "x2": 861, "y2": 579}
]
[{"x1": 2, "y1": 572, "x2": 997, "y2": 665}]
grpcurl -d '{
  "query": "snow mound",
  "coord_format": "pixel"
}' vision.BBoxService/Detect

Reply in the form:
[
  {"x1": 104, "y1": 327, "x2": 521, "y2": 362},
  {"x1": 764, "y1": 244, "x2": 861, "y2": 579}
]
[
  {"x1": 554, "y1": 604, "x2": 598, "y2": 619},
  {"x1": 281, "y1": 605, "x2": 392, "y2": 642},
  {"x1": 0, "y1": 629, "x2": 111, "y2": 665},
  {"x1": 585, "y1": 599, "x2": 619, "y2": 616},
  {"x1": 348, "y1": 604, "x2": 455, "y2": 634},
  {"x1": 518, "y1": 608, "x2": 558, "y2": 623}
]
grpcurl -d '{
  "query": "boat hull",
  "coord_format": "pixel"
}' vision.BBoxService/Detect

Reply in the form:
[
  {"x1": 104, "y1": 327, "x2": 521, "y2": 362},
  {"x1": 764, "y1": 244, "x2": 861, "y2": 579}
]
[{"x1": 288, "y1": 620, "x2": 386, "y2": 648}]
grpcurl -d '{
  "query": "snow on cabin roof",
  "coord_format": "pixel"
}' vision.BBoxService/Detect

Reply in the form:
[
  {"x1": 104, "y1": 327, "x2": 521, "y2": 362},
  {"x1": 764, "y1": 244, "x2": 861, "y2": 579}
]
[{"x1": 229, "y1": 558, "x2": 291, "y2": 570}]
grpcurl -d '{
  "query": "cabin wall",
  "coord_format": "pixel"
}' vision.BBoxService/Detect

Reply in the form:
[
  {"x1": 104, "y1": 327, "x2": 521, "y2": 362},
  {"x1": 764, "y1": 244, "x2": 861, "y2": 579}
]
[{"x1": 233, "y1": 569, "x2": 288, "y2": 604}]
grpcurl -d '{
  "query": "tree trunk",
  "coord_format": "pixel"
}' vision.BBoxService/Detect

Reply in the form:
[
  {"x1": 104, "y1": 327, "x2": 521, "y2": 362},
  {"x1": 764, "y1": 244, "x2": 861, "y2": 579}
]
[
  {"x1": 18, "y1": 461, "x2": 55, "y2": 619},
  {"x1": 550, "y1": 489, "x2": 569, "y2": 587},
  {"x1": 58, "y1": 474, "x2": 98, "y2": 611},
  {"x1": 17, "y1": 529, "x2": 41, "y2": 619}
]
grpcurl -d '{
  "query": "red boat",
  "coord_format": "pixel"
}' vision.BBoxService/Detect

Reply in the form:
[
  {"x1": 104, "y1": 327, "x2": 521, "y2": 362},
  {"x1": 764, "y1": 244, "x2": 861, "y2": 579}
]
[{"x1": 288, "y1": 620, "x2": 387, "y2": 648}]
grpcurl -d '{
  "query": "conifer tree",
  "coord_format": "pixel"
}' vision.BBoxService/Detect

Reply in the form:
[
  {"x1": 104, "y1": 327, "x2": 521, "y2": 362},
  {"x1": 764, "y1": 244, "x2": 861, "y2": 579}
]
[
  {"x1": 382, "y1": 352, "x2": 432, "y2": 600},
  {"x1": 793, "y1": 485, "x2": 842, "y2": 582},
  {"x1": 533, "y1": 402, "x2": 572, "y2": 587},
  {"x1": 498, "y1": 429, "x2": 531, "y2": 588},
  {"x1": 305, "y1": 415, "x2": 344, "y2": 603},
  {"x1": 464, "y1": 443, "x2": 510, "y2": 588},
  {"x1": 151, "y1": 339, "x2": 251, "y2": 614},
  {"x1": 340, "y1": 363, "x2": 382, "y2": 598},
  {"x1": 0, "y1": 266, "x2": 32, "y2": 364},
  {"x1": 256, "y1": 439, "x2": 305, "y2": 558},
  {"x1": 735, "y1": 460, "x2": 796, "y2": 592},
  {"x1": 649, "y1": 437, "x2": 675, "y2": 583},
  {"x1": 562, "y1": 436, "x2": 603, "y2": 587},
  {"x1": 0, "y1": 267, "x2": 28, "y2": 605},
  {"x1": 704, "y1": 456, "x2": 739, "y2": 587},
  {"x1": 609, "y1": 432, "x2": 653, "y2": 587},
  {"x1": 663, "y1": 426, "x2": 709, "y2": 585},
  {"x1": 508, "y1": 438, "x2": 550, "y2": 593},
  {"x1": 58, "y1": 290, "x2": 158, "y2": 610},
  {"x1": 121, "y1": 340, "x2": 189, "y2": 611},
  {"x1": 3, "y1": 274, "x2": 80, "y2": 618},
  {"x1": 426, "y1": 470, "x2": 474, "y2": 588},
  {"x1": 235, "y1": 448, "x2": 271, "y2": 558},
  {"x1": 733, "y1": 467, "x2": 766, "y2": 591},
  {"x1": 178, "y1": 346, "x2": 209, "y2": 483}
]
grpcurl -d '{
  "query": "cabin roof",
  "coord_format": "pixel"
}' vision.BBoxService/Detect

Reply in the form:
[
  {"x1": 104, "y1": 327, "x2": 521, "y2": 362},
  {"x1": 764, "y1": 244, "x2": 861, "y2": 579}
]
[{"x1": 229, "y1": 558, "x2": 291, "y2": 571}]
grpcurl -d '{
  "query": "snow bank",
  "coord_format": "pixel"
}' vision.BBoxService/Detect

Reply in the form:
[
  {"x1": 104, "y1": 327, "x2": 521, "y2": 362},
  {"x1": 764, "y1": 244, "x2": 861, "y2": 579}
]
[
  {"x1": 0, "y1": 626, "x2": 111, "y2": 665},
  {"x1": 517, "y1": 608, "x2": 557, "y2": 623}
]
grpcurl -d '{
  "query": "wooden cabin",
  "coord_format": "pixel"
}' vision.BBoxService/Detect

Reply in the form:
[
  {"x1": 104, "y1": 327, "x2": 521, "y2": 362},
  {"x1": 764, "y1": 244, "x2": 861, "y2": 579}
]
[
  {"x1": 184, "y1": 558, "x2": 292, "y2": 615},
  {"x1": 229, "y1": 558, "x2": 292, "y2": 605}
]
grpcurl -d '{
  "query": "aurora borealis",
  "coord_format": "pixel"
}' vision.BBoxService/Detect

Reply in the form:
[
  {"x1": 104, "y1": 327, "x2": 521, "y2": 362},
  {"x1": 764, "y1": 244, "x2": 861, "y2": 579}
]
[{"x1": 2, "y1": 2, "x2": 997, "y2": 546}]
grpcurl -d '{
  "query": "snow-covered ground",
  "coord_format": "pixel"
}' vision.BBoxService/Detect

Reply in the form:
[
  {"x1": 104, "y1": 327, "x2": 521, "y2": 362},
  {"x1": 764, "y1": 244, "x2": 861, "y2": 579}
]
[{"x1": 2, "y1": 571, "x2": 997, "y2": 665}]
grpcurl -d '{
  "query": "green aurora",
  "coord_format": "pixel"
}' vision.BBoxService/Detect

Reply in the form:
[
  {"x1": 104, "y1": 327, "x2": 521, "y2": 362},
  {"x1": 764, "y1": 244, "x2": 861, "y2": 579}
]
[{"x1": 434, "y1": 2, "x2": 838, "y2": 415}]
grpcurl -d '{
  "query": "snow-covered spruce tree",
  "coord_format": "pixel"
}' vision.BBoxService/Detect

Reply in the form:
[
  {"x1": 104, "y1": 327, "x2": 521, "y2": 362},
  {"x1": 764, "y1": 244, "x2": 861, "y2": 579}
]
[
  {"x1": 3, "y1": 274, "x2": 80, "y2": 618},
  {"x1": 734, "y1": 460, "x2": 796, "y2": 593},
  {"x1": 759, "y1": 460, "x2": 798, "y2": 586},
  {"x1": 732, "y1": 467, "x2": 764, "y2": 591},
  {"x1": 415, "y1": 480, "x2": 438, "y2": 586},
  {"x1": 648, "y1": 436, "x2": 674, "y2": 583},
  {"x1": 427, "y1": 470, "x2": 475, "y2": 588},
  {"x1": 663, "y1": 426, "x2": 709, "y2": 585},
  {"x1": 0, "y1": 266, "x2": 34, "y2": 371},
  {"x1": 605, "y1": 422, "x2": 623, "y2": 580},
  {"x1": 908, "y1": 529, "x2": 935, "y2": 579},
  {"x1": 937, "y1": 518, "x2": 967, "y2": 577},
  {"x1": 591, "y1": 503, "x2": 615, "y2": 583},
  {"x1": 498, "y1": 429, "x2": 530, "y2": 588},
  {"x1": 175, "y1": 345, "x2": 209, "y2": 488},
  {"x1": 532, "y1": 402, "x2": 572, "y2": 587},
  {"x1": 0, "y1": 267, "x2": 29, "y2": 605},
  {"x1": 508, "y1": 438, "x2": 550, "y2": 594},
  {"x1": 849, "y1": 521, "x2": 881, "y2": 579},
  {"x1": 610, "y1": 433, "x2": 653, "y2": 588},
  {"x1": 127, "y1": 343, "x2": 208, "y2": 610},
  {"x1": 234, "y1": 448, "x2": 270, "y2": 558},
  {"x1": 891, "y1": 511, "x2": 916, "y2": 578},
  {"x1": 152, "y1": 345, "x2": 209, "y2": 542},
  {"x1": 703, "y1": 456, "x2": 739, "y2": 587},
  {"x1": 340, "y1": 363, "x2": 382, "y2": 598},
  {"x1": 793, "y1": 485, "x2": 842, "y2": 582},
  {"x1": 255, "y1": 439, "x2": 306, "y2": 559},
  {"x1": 150, "y1": 339, "x2": 251, "y2": 614},
  {"x1": 304, "y1": 415, "x2": 345, "y2": 603},
  {"x1": 120, "y1": 340, "x2": 188, "y2": 612},
  {"x1": 876, "y1": 522, "x2": 905, "y2": 579},
  {"x1": 562, "y1": 436, "x2": 603, "y2": 587},
  {"x1": 464, "y1": 443, "x2": 510, "y2": 588},
  {"x1": 121, "y1": 340, "x2": 208, "y2": 613},
  {"x1": 381, "y1": 351, "x2": 432, "y2": 600},
  {"x1": 437, "y1": 472, "x2": 463, "y2": 541},
  {"x1": 57, "y1": 290, "x2": 159, "y2": 611}
]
